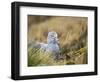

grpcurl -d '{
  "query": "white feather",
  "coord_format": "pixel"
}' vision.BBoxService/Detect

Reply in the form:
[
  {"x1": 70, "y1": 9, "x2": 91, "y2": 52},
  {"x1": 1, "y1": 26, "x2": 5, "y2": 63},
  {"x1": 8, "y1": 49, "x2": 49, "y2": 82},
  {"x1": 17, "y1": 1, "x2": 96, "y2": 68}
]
[{"x1": 38, "y1": 31, "x2": 60, "y2": 59}]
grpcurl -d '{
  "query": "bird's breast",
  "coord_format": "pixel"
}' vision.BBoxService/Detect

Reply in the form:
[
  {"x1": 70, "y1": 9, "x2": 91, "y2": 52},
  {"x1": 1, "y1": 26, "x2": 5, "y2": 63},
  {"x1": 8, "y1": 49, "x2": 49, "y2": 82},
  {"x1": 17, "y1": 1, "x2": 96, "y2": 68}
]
[{"x1": 46, "y1": 44, "x2": 60, "y2": 53}]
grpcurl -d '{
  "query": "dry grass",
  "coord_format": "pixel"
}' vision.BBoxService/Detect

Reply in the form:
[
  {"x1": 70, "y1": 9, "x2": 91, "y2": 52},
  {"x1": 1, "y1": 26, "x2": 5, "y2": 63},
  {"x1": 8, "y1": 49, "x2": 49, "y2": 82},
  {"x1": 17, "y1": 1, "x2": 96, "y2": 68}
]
[{"x1": 28, "y1": 15, "x2": 88, "y2": 66}]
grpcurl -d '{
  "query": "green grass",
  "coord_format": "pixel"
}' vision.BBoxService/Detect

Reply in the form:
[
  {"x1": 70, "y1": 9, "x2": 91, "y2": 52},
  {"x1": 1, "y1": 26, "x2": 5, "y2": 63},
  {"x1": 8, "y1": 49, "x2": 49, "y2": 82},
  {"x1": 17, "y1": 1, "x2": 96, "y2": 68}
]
[
  {"x1": 28, "y1": 48, "x2": 57, "y2": 66},
  {"x1": 28, "y1": 46, "x2": 87, "y2": 66}
]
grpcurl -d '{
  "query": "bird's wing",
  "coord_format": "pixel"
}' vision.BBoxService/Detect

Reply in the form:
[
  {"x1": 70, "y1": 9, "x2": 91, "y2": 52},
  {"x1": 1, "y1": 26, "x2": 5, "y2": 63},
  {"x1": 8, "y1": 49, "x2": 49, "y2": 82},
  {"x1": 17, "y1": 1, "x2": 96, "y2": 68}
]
[{"x1": 28, "y1": 40, "x2": 48, "y2": 49}]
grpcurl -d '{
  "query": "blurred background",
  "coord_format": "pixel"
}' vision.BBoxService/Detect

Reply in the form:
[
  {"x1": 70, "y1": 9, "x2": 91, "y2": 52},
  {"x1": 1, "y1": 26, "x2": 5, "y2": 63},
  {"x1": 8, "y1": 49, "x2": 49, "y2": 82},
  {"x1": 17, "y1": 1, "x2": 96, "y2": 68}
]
[{"x1": 28, "y1": 15, "x2": 88, "y2": 66}]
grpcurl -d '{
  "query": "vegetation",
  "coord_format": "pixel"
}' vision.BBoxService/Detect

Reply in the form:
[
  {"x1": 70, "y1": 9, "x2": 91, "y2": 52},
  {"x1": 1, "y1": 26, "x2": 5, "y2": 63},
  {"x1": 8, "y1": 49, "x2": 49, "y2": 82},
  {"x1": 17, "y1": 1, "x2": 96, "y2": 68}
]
[
  {"x1": 28, "y1": 48, "x2": 56, "y2": 66},
  {"x1": 28, "y1": 16, "x2": 88, "y2": 66}
]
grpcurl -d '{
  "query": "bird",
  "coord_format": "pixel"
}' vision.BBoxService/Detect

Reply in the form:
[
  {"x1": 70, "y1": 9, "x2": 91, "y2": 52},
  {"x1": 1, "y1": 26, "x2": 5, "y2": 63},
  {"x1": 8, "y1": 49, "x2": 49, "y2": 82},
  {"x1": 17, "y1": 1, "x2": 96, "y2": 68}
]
[
  {"x1": 38, "y1": 31, "x2": 60, "y2": 60},
  {"x1": 41, "y1": 31, "x2": 59, "y2": 54}
]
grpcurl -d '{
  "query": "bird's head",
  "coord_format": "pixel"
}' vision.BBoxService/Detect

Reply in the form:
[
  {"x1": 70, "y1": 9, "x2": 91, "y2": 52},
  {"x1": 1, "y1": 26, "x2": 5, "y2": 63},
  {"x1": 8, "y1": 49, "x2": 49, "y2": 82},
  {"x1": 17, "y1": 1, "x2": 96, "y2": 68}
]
[{"x1": 47, "y1": 31, "x2": 59, "y2": 44}]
